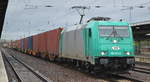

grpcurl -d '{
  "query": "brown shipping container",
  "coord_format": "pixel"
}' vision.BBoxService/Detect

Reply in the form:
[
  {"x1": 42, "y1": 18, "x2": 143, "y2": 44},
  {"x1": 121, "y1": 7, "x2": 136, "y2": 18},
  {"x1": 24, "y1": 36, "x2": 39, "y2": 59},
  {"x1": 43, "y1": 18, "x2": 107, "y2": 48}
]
[
  {"x1": 38, "y1": 34, "x2": 42, "y2": 52},
  {"x1": 46, "y1": 28, "x2": 63, "y2": 57},
  {"x1": 33, "y1": 34, "x2": 39, "y2": 52},
  {"x1": 24, "y1": 38, "x2": 28, "y2": 49},
  {"x1": 18, "y1": 40, "x2": 21, "y2": 49},
  {"x1": 32, "y1": 28, "x2": 63, "y2": 57},
  {"x1": 39, "y1": 32, "x2": 47, "y2": 53}
]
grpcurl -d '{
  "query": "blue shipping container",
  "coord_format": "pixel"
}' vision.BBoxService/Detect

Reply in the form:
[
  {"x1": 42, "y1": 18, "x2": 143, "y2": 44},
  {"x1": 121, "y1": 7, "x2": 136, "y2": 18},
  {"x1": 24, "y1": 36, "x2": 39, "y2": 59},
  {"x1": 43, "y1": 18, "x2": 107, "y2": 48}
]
[
  {"x1": 21, "y1": 39, "x2": 24, "y2": 49},
  {"x1": 28, "y1": 36, "x2": 33, "y2": 50}
]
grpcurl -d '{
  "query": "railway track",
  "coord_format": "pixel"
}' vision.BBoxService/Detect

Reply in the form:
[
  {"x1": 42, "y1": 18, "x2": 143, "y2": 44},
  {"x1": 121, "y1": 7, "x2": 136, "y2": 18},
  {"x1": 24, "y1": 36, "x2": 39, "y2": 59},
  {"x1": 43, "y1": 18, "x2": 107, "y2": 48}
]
[
  {"x1": 109, "y1": 73, "x2": 143, "y2": 82},
  {"x1": 55, "y1": 59, "x2": 143, "y2": 82},
  {"x1": 2, "y1": 52, "x2": 21, "y2": 82},
  {"x1": 133, "y1": 66, "x2": 150, "y2": 74},
  {"x1": 1, "y1": 48, "x2": 51, "y2": 82},
  {"x1": 3, "y1": 48, "x2": 148, "y2": 82},
  {"x1": 109, "y1": 65, "x2": 150, "y2": 82}
]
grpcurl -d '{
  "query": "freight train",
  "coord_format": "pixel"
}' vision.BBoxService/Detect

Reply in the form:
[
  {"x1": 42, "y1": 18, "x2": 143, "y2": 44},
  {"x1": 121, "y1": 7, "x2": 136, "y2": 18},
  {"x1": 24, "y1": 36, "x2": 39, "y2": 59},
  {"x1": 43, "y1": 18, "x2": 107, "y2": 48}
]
[{"x1": 7, "y1": 21, "x2": 135, "y2": 73}]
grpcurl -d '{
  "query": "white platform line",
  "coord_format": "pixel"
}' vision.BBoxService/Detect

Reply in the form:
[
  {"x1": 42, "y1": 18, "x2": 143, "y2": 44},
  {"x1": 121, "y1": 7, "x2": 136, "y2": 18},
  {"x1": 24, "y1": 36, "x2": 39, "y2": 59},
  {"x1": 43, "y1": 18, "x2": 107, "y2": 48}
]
[{"x1": 0, "y1": 50, "x2": 8, "y2": 82}]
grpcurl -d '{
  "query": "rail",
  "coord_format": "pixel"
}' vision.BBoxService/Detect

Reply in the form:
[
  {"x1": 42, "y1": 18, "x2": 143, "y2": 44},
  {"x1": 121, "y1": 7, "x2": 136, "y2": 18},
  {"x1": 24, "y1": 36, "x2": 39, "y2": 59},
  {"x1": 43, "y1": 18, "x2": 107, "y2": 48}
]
[{"x1": 1, "y1": 48, "x2": 52, "y2": 82}]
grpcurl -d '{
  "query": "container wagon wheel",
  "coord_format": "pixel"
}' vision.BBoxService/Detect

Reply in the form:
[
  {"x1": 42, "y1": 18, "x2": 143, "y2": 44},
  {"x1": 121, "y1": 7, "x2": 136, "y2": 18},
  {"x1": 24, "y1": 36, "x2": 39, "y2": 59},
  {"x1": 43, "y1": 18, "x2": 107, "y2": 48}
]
[
  {"x1": 40, "y1": 53, "x2": 47, "y2": 59},
  {"x1": 48, "y1": 54, "x2": 55, "y2": 62}
]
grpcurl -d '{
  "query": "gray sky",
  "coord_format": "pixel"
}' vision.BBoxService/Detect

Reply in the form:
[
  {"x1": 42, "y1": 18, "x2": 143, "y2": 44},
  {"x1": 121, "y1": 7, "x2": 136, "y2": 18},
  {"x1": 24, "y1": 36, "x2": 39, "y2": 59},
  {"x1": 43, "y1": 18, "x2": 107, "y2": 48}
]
[{"x1": 1, "y1": 0, "x2": 150, "y2": 40}]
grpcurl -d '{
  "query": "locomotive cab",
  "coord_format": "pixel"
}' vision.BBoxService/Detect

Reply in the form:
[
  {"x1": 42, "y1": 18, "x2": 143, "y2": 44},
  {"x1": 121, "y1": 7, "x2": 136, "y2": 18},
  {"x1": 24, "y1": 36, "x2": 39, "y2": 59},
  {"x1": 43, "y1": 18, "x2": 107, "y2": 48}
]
[{"x1": 86, "y1": 21, "x2": 135, "y2": 72}]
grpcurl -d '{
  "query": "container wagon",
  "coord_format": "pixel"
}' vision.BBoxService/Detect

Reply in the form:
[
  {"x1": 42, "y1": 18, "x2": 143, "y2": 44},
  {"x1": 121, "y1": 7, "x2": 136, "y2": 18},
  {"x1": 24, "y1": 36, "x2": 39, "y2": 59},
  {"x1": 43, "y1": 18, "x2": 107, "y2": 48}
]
[{"x1": 31, "y1": 28, "x2": 63, "y2": 59}]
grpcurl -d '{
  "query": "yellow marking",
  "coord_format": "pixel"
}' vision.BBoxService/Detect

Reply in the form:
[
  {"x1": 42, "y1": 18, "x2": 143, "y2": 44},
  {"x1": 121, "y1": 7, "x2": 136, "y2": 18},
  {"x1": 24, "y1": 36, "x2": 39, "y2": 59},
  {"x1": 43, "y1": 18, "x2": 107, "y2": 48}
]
[{"x1": 135, "y1": 56, "x2": 150, "y2": 63}]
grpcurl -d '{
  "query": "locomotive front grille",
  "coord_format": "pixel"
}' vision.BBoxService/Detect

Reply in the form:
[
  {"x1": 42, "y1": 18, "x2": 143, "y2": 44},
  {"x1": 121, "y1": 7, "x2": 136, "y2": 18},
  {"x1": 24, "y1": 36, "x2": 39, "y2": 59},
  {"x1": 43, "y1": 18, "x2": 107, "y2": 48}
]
[{"x1": 95, "y1": 57, "x2": 135, "y2": 65}]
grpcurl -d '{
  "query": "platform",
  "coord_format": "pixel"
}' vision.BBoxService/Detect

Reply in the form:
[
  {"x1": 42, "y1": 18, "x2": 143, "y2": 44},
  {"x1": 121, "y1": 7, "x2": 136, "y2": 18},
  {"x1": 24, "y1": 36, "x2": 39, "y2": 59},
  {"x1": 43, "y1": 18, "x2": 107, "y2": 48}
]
[
  {"x1": 135, "y1": 56, "x2": 150, "y2": 64},
  {"x1": 0, "y1": 50, "x2": 8, "y2": 82}
]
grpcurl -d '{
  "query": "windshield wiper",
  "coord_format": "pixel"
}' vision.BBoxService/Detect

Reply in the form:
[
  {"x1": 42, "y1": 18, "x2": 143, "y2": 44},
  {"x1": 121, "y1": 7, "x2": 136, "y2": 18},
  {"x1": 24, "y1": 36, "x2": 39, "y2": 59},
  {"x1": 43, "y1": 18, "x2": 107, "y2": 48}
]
[
  {"x1": 106, "y1": 26, "x2": 115, "y2": 40},
  {"x1": 106, "y1": 26, "x2": 123, "y2": 40}
]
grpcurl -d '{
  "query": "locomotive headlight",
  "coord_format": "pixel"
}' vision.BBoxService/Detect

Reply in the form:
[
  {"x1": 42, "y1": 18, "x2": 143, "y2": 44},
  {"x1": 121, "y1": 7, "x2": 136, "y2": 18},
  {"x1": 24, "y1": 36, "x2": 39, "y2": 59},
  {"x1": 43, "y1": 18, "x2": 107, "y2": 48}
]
[
  {"x1": 125, "y1": 52, "x2": 131, "y2": 55},
  {"x1": 101, "y1": 51, "x2": 107, "y2": 55},
  {"x1": 101, "y1": 52, "x2": 105, "y2": 55},
  {"x1": 112, "y1": 40, "x2": 118, "y2": 43}
]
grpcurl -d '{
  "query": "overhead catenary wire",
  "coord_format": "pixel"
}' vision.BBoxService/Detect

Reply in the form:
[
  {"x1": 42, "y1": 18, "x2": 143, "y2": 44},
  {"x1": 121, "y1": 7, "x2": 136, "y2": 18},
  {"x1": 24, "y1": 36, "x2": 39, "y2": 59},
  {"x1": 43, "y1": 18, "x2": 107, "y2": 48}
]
[
  {"x1": 120, "y1": 1, "x2": 150, "y2": 23},
  {"x1": 10, "y1": 0, "x2": 150, "y2": 40}
]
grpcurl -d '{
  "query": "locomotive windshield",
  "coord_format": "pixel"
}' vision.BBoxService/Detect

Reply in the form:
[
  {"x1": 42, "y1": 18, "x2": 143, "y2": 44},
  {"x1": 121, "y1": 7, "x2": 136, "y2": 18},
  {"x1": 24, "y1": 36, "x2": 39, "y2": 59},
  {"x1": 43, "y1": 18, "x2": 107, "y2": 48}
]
[{"x1": 99, "y1": 26, "x2": 129, "y2": 37}]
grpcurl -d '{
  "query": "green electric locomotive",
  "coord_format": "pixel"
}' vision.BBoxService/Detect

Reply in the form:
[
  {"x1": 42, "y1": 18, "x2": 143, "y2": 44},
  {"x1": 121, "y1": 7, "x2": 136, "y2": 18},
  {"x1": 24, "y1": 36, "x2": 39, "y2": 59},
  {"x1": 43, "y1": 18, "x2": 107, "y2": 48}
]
[{"x1": 60, "y1": 21, "x2": 135, "y2": 72}]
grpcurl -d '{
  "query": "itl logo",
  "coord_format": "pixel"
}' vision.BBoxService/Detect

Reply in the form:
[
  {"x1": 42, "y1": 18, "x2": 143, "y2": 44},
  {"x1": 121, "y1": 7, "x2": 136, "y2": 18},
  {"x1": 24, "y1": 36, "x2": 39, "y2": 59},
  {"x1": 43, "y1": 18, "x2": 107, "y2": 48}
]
[
  {"x1": 112, "y1": 46, "x2": 120, "y2": 50},
  {"x1": 111, "y1": 52, "x2": 121, "y2": 55}
]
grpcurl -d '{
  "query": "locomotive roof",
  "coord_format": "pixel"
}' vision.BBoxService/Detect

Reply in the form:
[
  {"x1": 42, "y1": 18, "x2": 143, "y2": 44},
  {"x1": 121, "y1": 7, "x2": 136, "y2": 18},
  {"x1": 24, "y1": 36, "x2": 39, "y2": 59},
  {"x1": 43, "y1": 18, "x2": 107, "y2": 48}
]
[
  {"x1": 64, "y1": 21, "x2": 129, "y2": 32},
  {"x1": 87, "y1": 21, "x2": 129, "y2": 26}
]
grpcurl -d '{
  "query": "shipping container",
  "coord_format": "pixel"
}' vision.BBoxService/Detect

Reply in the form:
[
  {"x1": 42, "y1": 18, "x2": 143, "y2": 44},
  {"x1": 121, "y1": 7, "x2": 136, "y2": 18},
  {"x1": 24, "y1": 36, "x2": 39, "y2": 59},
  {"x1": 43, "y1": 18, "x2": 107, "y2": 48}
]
[
  {"x1": 37, "y1": 33, "x2": 47, "y2": 58},
  {"x1": 13, "y1": 41, "x2": 17, "y2": 48},
  {"x1": 40, "y1": 32, "x2": 47, "y2": 53},
  {"x1": 33, "y1": 34, "x2": 39, "y2": 54},
  {"x1": 32, "y1": 28, "x2": 63, "y2": 57},
  {"x1": 11, "y1": 41, "x2": 13, "y2": 48},
  {"x1": 28, "y1": 36, "x2": 33, "y2": 50},
  {"x1": 10, "y1": 41, "x2": 13, "y2": 48},
  {"x1": 17, "y1": 40, "x2": 21, "y2": 49},
  {"x1": 38, "y1": 33, "x2": 43, "y2": 52},
  {"x1": 60, "y1": 25, "x2": 86, "y2": 60},
  {"x1": 21, "y1": 39, "x2": 24, "y2": 49},
  {"x1": 24, "y1": 38, "x2": 28, "y2": 50},
  {"x1": 46, "y1": 28, "x2": 63, "y2": 59}
]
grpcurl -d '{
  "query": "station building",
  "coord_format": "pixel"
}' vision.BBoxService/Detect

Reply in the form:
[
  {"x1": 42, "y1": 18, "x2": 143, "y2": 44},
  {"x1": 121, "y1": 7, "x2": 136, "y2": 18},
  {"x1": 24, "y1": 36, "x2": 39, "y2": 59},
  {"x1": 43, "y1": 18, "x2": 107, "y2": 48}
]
[{"x1": 132, "y1": 20, "x2": 150, "y2": 56}]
